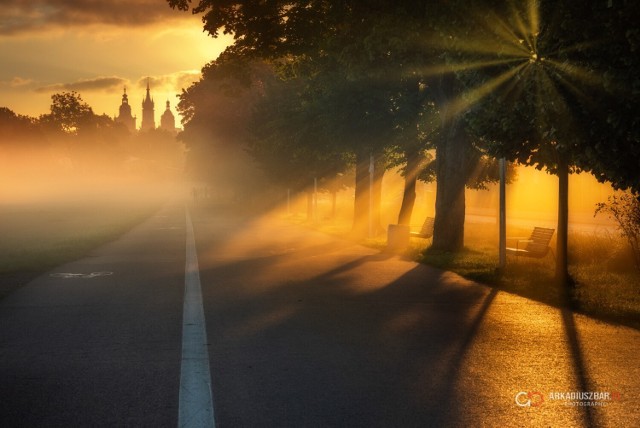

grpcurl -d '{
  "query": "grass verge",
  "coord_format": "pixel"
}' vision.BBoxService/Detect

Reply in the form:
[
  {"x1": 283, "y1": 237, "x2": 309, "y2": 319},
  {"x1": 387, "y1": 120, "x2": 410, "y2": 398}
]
[
  {"x1": 0, "y1": 198, "x2": 161, "y2": 299},
  {"x1": 418, "y1": 229, "x2": 640, "y2": 330},
  {"x1": 305, "y1": 217, "x2": 640, "y2": 330}
]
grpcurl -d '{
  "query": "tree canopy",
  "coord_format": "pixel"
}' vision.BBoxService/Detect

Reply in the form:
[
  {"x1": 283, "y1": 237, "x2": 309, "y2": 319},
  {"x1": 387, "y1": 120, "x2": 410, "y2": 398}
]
[
  {"x1": 39, "y1": 91, "x2": 95, "y2": 135},
  {"x1": 169, "y1": 0, "x2": 639, "y2": 252},
  {"x1": 461, "y1": 1, "x2": 639, "y2": 193}
]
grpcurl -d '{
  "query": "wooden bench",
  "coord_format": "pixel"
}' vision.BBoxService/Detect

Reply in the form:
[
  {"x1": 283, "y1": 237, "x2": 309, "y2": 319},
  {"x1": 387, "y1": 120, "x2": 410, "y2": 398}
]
[
  {"x1": 506, "y1": 227, "x2": 555, "y2": 259},
  {"x1": 410, "y1": 217, "x2": 435, "y2": 239}
]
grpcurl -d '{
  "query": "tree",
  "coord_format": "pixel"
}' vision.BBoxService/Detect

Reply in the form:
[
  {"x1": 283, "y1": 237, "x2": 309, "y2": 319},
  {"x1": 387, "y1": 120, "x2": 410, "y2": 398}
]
[
  {"x1": 250, "y1": 72, "x2": 352, "y2": 219},
  {"x1": 33, "y1": 92, "x2": 134, "y2": 173},
  {"x1": 166, "y1": 0, "x2": 523, "y2": 247},
  {"x1": 314, "y1": 74, "x2": 397, "y2": 236},
  {"x1": 177, "y1": 57, "x2": 272, "y2": 199},
  {"x1": 564, "y1": 1, "x2": 640, "y2": 193},
  {"x1": 0, "y1": 107, "x2": 43, "y2": 147},
  {"x1": 464, "y1": 1, "x2": 639, "y2": 288},
  {"x1": 387, "y1": 90, "x2": 438, "y2": 226},
  {"x1": 596, "y1": 193, "x2": 640, "y2": 273},
  {"x1": 40, "y1": 91, "x2": 94, "y2": 135}
]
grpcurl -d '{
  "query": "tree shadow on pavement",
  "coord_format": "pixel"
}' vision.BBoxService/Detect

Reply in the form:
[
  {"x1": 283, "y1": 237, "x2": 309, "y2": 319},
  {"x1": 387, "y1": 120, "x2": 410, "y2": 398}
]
[
  {"x1": 561, "y1": 309, "x2": 603, "y2": 428},
  {"x1": 191, "y1": 205, "x2": 625, "y2": 427},
  {"x1": 197, "y1": 239, "x2": 499, "y2": 427}
]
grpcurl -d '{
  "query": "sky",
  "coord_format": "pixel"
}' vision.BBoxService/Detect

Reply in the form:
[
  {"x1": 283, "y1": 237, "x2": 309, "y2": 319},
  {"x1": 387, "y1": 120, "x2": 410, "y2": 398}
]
[{"x1": 0, "y1": 0, "x2": 232, "y2": 126}]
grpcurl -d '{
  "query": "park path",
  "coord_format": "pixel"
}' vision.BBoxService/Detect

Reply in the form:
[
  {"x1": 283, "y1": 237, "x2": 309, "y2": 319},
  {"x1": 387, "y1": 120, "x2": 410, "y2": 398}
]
[
  {"x1": 0, "y1": 204, "x2": 186, "y2": 427},
  {"x1": 0, "y1": 202, "x2": 638, "y2": 427},
  {"x1": 190, "y1": 204, "x2": 639, "y2": 428}
]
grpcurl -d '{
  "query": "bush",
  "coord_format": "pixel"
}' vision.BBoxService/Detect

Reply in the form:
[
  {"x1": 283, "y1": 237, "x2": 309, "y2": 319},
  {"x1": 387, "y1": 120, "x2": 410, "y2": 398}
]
[{"x1": 596, "y1": 193, "x2": 640, "y2": 272}]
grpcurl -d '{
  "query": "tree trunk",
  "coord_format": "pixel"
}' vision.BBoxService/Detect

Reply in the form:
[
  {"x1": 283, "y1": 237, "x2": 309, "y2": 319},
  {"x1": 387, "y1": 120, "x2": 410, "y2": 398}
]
[
  {"x1": 431, "y1": 121, "x2": 471, "y2": 252},
  {"x1": 352, "y1": 150, "x2": 370, "y2": 237},
  {"x1": 352, "y1": 150, "x2": 384, "y2": 237},
  {"x1": 398, "y1": 150, "x2": 422, "y2": 226},
  {"x1": 498, "y1": 158, "x2": 507, "y2": 270},
  {"x1": 430, "y1": 71, "x2": 478, "y2": 252},
  {"x1": 370, "y1": 157, "x2": 385, "y2": 236},
  {"x1": 556, "y1": 156, "x2": 571, "y2": 295}
]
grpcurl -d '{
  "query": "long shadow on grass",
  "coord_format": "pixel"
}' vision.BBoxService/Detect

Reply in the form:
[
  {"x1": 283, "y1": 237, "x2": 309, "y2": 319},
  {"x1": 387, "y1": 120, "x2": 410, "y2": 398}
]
[{"x1": 420, "y1": 247, "x2": 640, "y2": 330}]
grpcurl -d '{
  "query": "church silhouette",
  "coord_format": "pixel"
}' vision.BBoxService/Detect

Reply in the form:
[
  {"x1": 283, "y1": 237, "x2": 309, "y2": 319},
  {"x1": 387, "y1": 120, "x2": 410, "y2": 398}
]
[{"x1": 116, "y1": 78, "x2": 177, "y2": 133}]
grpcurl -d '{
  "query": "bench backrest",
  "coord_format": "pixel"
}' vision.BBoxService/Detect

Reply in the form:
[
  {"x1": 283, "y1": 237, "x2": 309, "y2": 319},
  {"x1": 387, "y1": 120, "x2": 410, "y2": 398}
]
[
  {"x1": 525, "y1": 227, "x2": 555, "y2": 255},
  {"x1": 420, "y1": 217, "x2": 435, "y2": 237}
]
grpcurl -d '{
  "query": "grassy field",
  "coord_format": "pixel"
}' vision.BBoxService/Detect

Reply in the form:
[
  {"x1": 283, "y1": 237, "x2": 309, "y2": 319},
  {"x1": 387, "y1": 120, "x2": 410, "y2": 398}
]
[
  {"x1": 308, "y1": 217, "x2": 640, "y2": 329},
  {"x1": 0, "y1": 194, "x2": 162, "y2": 299},
  {"x1": 418, "y1": 226, "x2": 639, "y2": 328}
]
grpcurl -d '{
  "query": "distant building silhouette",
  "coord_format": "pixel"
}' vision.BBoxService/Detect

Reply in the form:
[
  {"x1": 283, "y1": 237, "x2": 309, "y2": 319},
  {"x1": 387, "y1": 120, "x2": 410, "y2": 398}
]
[
  {"x1": 160, "y1": 100, "x2": 178, "y2": 134},
  {"x1": 115, "y1": 79, "x2": 181, "y2": 133},
  {"x1": 115, "y1": 87, "x2": 136, "y2": 132},
  {"x1": 140, "y1": 78, "x2": 155, "y2": 131}
]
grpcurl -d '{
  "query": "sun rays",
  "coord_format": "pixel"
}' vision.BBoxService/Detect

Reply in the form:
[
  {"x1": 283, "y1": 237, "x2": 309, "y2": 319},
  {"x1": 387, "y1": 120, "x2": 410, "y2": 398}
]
[
  {"x1": 420, "y1": 0, "x2": 606, "y2": 126},
  {"x1": 444, "y1": 63, "x2": 527, "y2": 121}
]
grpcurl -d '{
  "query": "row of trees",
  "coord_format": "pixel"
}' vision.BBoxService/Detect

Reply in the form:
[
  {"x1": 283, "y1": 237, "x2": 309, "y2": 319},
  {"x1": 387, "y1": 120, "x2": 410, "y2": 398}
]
[
  {"x1": 169, "y1": 0, "x2": 639, "y2": 287},
  {"x1": 1, "y1": 92, "x2": 182, "y2": 177}
]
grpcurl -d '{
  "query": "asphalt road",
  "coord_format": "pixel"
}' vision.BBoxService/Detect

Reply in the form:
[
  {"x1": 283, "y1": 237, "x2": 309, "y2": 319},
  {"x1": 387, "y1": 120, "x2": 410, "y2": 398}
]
[{"x1": 1, "y1": 203, "x2": 639, "y2": 427}]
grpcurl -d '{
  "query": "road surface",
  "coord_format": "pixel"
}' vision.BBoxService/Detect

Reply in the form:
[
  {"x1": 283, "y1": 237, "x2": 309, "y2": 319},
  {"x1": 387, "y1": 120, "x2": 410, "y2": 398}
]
[{"x1": 1, "y1": 203, "x2": 638, "y2": 427}]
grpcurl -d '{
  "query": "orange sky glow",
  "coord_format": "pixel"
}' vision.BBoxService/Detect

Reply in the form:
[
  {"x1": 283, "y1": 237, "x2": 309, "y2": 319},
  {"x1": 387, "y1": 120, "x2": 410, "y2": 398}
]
[{"x1": 0, "y1": 1, "x2": 232, "y2": 126}]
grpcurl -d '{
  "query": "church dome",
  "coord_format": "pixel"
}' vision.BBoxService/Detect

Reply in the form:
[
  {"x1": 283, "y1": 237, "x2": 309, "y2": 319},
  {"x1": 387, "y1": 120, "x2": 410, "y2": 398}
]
[
  {"x1": 160, "y1": 100, "x2": 176, "y2": 132},
  {"x1": 115, "y1": 87, "x2": 136, "y2": 132}
]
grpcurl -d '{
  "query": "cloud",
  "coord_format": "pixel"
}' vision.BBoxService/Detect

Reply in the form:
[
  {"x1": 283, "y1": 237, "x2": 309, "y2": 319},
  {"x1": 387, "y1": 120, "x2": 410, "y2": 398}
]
[
  {"x1": 0, "y1": 76, "x2": 34, "y2": 88},
  {"x1": 136, "y1": 70, "x2": 201, "y2": 93},
  {"x1": 10, "y1": 77, "x2": 33, "y2": 87},
  {"x1": 0, "y1": 0, "x2": 193, "y2": 36},
  {"x1": 35, "y1": 76, "x2": 128, "y2": 93}
]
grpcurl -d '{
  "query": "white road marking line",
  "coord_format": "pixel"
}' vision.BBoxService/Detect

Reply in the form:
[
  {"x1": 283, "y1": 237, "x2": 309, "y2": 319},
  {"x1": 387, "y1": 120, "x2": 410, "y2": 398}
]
[{"x1": 179, "y1": 210, "x2": 215, "y2": 428}]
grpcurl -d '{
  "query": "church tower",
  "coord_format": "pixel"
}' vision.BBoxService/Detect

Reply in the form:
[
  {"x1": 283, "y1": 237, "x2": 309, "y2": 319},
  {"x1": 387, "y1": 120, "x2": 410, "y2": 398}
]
[
  {"x1": 115, "y1": 87, "x2": 136, "y2": 132},
  {"x1": 160, "y1": 100, "x2": 177, "y2": 133},
  {"x1": 141, "y1": 78, "x2": 155, "y2": 131}
]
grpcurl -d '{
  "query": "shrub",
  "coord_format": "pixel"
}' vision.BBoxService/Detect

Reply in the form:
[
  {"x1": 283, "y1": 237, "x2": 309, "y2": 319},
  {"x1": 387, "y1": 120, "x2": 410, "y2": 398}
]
[{"x1": 595, "y1": 193, "x2": 640, "y2": 272}]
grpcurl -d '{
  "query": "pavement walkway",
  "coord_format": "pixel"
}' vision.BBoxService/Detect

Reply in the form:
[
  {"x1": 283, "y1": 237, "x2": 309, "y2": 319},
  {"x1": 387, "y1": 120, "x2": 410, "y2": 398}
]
[
  {"x1": 190, "y1": 205, "x2": 640, "y2": 427},
  {"x1": 0, "y1": 203, "x2": 638, "y2": 427}
]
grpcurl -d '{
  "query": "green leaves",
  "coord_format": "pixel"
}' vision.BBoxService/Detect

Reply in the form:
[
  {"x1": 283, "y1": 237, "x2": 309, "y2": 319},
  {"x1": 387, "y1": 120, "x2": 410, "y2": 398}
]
[
  {"x1": 461, "y1": 1, "x2": 639, "y2": 192},
  {"x1": 44, "y1": 91, "x2": 94, "y2": 135}
]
